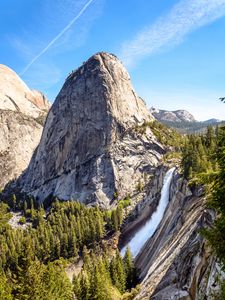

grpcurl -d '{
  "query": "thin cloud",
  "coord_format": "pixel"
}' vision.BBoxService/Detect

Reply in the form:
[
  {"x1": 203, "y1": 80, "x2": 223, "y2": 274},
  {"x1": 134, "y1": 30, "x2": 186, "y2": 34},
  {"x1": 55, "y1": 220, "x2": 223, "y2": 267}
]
[
  {"x1": 120, "y1": 0, "x2": 225, "y2": 66},
  {"x1": 20, "y1": 0, "x2": 95, "y2": 75}
]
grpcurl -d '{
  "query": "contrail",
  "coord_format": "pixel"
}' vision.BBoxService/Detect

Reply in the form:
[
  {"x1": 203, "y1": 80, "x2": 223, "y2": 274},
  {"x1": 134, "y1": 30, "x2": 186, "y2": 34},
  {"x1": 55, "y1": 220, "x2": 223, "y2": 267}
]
[{"x1": 20, "y1": 0, "x2": 95, "y2": 75}]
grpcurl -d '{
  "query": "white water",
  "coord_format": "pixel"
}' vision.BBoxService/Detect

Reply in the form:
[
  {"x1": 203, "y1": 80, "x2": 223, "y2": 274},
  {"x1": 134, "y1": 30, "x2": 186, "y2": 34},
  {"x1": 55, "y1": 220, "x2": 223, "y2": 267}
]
[{"x1": 120, "y1": 167, "x2": 175, "y2": 258}]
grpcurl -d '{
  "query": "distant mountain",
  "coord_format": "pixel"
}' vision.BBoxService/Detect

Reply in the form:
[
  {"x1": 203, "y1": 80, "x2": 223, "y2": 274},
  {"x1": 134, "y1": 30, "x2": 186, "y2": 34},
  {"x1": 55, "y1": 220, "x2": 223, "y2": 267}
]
[
  {"x1": 150, "y1": 107, "x2": 196, "y2": 123},
  {"x1": 150, "y1": 107, "x2": 224, "y2": 134},
  {"x1": 202, "y1": 118, "x2": 221, "y2": 124}
]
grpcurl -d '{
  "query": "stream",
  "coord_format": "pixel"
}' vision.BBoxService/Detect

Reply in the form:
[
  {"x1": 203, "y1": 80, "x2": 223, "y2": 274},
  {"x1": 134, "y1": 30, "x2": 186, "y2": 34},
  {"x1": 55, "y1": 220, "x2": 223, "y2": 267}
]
[{"x1": 120, "y1": 167, "x2": 175, "y2": 258}]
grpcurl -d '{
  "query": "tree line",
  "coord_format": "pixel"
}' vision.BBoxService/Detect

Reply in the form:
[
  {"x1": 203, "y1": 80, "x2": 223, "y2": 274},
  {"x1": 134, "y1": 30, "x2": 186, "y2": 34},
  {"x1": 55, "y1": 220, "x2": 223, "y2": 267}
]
[
  {"x1": 181, "y1": 126, "x2": 218, "y2": 180},
  {"x1": 202, "y1": 126, "x2": 225, "y2": 299},
  {"x1": 181, "y1": 125, "x2": 225, "y2": 298},
  {"x1": 73, "y1": 246, "x2": 139, "y2": 300},
  {"x1": 0, "y1": 198, "x2": 138, "y2": 299}
]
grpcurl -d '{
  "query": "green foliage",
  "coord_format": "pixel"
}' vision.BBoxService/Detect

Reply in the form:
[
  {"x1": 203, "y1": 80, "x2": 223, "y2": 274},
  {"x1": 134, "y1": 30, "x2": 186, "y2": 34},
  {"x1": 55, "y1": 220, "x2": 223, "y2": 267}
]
[
  {"x1": 0, "y1": 228, "x2": 73, "y2": 299},
  {"x1": 0, "y1": 198, "x2": 128, "y2": 299},
  {"x1": 0, "y1": 196, "x2": 137, "y2": 299},
  {"x1": 123, "y1": 247, "x2": 138, "y2": 290},
  {"x1": 19, "y1": 216, "x2": 26, "y2": 225},
  {"x1": 14, "y1": 259, "x2": 73, "y2": 300},
  {"x1": 0, "y1": 272, "x2": 12, "y2": 300},
  {"x1": 110, "y1": 250, "x2": 126, "y2": 293},
  {"x1": 135, "y1": 120, "x2": 183, "y2": 149},
  {"x1": 111, "y1": 206, "x2": 123, "y2": 232},
  {"x1": 121, "y1": 285, "x2": 141, "y2": 300},
  {"x1": 118, "y1": 198, "x2": 131, "y2": 209},
  {"x1": 0, "y1": 202, "x2": 11, "y2": 227},
  {"x1": 113, "y1": 192, "x2": 118, "y2": 199},
  {"x1": 160, "y1": 119, "x2": 225, "y2": 134},
  {"x1": 181, "y1": 126, "x2": 218, "y2": 181},
  {"x1": 105, "y1": 206, "x2": 124, "y2": 232},
  {"x1": 202, "y1": 126, "x2": 225, "y2": 299},
  {"x1": 73, "y1": 248, "x2": 139, "y2": 300}
]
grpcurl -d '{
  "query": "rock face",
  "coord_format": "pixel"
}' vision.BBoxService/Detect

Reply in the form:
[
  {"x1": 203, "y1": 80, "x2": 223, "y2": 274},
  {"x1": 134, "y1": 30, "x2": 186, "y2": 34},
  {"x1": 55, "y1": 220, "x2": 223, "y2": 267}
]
[
  {"x1": 150, "y1": 107, "x2": 196, "y2": 123},
  {"x1": 30, "y1": 90, "x2": 51, "y2": 111},
  {"x1": 20, "y1": 52, "x2": 164, "y2": 207},
  {"x1": 0, "y1": 64, "x2": 50, "y2": 117},
  {"x1": 134, "y1": 172, "x2": 216, "y2": 300},
  {"x1": 119, "y1": 166, "x2": 166, "y2": 249},
  {"x1": 0, "y1": 64, "x2": 49, "y2": 189}
]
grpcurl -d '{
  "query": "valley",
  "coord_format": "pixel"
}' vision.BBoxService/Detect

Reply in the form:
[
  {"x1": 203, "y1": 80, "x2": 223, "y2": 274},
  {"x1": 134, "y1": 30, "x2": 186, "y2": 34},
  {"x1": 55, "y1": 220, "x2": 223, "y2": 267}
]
[{"x1": 0, "y1": 52, "x2": 224, "y2": 300}]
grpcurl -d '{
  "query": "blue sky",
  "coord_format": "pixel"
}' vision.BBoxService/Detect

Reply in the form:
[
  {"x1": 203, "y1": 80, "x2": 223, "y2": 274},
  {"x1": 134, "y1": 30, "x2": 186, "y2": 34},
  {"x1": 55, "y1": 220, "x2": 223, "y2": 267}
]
[{"x1": 1, "y1": 0, "x2": 225, "y2": 120}]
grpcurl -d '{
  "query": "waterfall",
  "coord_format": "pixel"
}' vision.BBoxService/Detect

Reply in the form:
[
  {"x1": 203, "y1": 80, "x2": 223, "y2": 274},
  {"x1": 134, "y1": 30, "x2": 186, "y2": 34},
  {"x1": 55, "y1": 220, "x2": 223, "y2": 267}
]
[{"x1": 121, "y1": 167, "x2": 175, "y2": 258}]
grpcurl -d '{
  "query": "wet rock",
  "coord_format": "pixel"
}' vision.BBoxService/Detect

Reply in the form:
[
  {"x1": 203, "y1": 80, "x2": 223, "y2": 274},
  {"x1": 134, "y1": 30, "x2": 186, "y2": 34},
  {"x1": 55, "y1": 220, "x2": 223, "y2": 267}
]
[{"x1": 135, "y1": 172, "x2": 216, "y2": 300}]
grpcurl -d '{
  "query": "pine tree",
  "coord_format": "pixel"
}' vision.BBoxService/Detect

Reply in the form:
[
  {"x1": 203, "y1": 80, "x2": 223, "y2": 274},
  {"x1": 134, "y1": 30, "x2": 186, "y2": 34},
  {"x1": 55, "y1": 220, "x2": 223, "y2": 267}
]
[
  {"x1": 123, "y1": 247, "x2": 138, "y2": 290},
  {"x1": 203, "y1": 126, "x2": 225, "y2": 299},
  {"x1": 0, "y1": 271, "x2": 12, "y2": 300},
  {"x1": 110, "y1": 250, "x2": 126, "y2": 293},
  {"x1": 90, "y1": 265, "x2": 109, "y2": 300},
  {"x1": 73, "y1": 275, "x2": 81, "y2": 299},
  {"x1": 80, "y1": 271, "x2": 90, "y2": 300},
  {"x1": 42, "y1": 262, "x2": 73, "y2": 300}
]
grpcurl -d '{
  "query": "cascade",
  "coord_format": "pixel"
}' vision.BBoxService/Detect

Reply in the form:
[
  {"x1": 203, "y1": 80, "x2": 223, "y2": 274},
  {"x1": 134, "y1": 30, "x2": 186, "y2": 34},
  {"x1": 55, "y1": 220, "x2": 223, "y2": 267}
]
[{"x1": 121, "y1": 167, "x2": 175, "y2": 257}]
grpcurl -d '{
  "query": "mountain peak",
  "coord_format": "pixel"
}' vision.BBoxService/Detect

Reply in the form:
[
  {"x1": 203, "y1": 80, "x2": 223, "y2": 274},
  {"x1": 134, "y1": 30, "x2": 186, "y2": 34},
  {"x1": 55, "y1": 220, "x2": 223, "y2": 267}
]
[
  {"x1": 20, "y1": 52, "x2": 162, "y2": 207},
  {"x1": 150, "y1": 107, "x2": 195, "y2": 123},
  {"x1": 64, "y1": 51, "x2": 152, "y2": 128},
  {"x1": 0, "y1": 64, "x2": 49, "y2": 117},
  {"x1": 0, "y1": 64, "x2": 50, "y2": 189}
]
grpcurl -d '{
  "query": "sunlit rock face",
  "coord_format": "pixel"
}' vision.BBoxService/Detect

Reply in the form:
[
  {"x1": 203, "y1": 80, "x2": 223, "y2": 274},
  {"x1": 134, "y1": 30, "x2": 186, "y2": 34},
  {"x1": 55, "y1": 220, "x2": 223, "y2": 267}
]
[
  {"x1": 20, "y1": 52, "x2": 165, "y2": 207},
  {"x1": 29, "y1": 90, "x2": 50, "y2": 111},
  {"x1": 0, "y1": 64, "x2": 50, "y2": 117},
  {"x1": 135, "y1": 172, "x2": 216, "y2": 300},
  {"x1": 150, "y1": 107, "x2": 196, "y2": 123},
  {"x1": 0, "y1": 64, "x2": 49, "y2": 189}
]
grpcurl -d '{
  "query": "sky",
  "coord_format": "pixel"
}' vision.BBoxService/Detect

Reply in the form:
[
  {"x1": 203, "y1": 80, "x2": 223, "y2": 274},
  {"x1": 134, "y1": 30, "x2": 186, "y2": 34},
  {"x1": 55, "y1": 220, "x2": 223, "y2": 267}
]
[{"x1": 1, "y1": 0, "x2": 225, "y2": 121}]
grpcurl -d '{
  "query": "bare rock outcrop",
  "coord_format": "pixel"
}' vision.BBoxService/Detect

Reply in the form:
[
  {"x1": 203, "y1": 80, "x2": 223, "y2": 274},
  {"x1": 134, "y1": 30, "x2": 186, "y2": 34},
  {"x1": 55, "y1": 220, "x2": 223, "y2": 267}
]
[
  {"x1": 30, "y1": 90, "x2": 51, "y2": 111},
  {"x1": 135, "y1": 172, "x2": 216, "y2": 300},
  {"x1": 20, "y1": 52, "x2": 164, "y2": 207},
  {"x1": 0, "y1": 64, "x2": 49, "y2": 189},
  {"x1": 0, "y1": 64, "x2": 49, "y2": 117},
  {"x1": 150, "y1": 107, "x2": 196, "y2": 123}
]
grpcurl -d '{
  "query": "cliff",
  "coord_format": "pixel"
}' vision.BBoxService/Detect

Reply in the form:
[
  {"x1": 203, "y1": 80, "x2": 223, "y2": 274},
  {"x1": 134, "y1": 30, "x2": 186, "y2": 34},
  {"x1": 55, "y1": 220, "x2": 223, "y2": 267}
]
[
  {"x1": 0, "y1": 64, "x2": 49, "y2": 189},
  {"x1": 19, "y1": 52, "x2": 164, "y2": 207},
  {"x1": 134, "y1": 172, "x2": 218, "y2": 300}
]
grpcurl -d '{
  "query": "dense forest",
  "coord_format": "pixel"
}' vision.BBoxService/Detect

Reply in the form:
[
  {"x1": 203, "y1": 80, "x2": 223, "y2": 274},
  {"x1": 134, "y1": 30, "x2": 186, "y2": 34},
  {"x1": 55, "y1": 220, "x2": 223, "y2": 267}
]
[
  {"x1": 161, "y1": 119, "x2": 225, "y2": 134},
  {"x1": 181, "y1": 125, "x2": 218, "y2": 180},
  {"x1": 203, "y1": 126, "x2": 225, "y2": 299},
  {"x1": 1, "y1": 122, "x2": 225, "y2": 299},
  {"x1": 0, "y1": 199, "x2": 139, "y2": 299},
  {"x1": 181, "y1": 125, "x2": 225, "y2": 298}
]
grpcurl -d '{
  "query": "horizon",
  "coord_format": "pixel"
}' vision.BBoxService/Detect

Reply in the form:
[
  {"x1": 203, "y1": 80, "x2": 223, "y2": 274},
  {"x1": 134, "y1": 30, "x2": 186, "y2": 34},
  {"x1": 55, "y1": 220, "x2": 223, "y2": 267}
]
[{"x1": 1, "y1": 0, "x2": 225, "y2": 121}]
